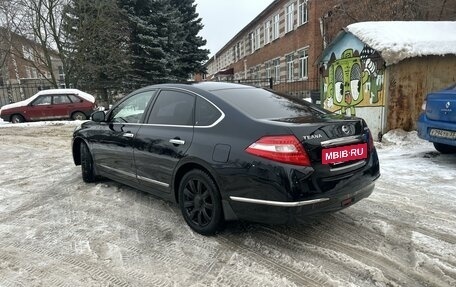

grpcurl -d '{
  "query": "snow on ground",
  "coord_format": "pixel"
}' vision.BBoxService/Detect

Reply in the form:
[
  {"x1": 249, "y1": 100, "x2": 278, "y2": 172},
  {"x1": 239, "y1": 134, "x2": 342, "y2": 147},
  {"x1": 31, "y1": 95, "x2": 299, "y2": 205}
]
[{"x1": 0, "y1": 122, "x2": 455, "y2": 286}]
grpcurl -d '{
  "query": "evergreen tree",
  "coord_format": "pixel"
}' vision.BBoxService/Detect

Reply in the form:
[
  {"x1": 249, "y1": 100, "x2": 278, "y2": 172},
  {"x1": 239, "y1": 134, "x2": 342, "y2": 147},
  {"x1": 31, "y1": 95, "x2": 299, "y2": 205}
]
[
  {"x1": 63, "y1": 0, "x2": 130, "y2": 104},
  {"x1": 118, "y1": 0, "x2": 170, "y2": 87},
  {"x1": 118, "y1": 0, "x2": 208, "y2": 86},
  {"x1": 170, "y1": 0, "x2": 209, "y2": 80}
]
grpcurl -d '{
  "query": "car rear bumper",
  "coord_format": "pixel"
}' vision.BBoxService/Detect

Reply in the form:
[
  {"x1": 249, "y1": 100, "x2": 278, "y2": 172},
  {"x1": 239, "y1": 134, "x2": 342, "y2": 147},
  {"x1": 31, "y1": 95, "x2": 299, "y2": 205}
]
[
  {"x1": 227, "y1": 180, "x2": 376, "y2": 224},
  {"x1": 417, "y1": 113, "x2": 456, "y2": 146}
]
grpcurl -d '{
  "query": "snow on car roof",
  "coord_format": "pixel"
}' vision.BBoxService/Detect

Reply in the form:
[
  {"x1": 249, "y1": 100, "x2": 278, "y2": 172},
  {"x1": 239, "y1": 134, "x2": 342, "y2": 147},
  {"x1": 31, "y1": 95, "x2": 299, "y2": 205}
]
[
  {"x1": 0, "y1": 88, "x2": 95, "y2": 111},
  {"x1": 35, "y1": 89, "x2": 95, "y2": 103},
  {"x1": 345, "y1": 21, "x2": 456, "y2": 65}
]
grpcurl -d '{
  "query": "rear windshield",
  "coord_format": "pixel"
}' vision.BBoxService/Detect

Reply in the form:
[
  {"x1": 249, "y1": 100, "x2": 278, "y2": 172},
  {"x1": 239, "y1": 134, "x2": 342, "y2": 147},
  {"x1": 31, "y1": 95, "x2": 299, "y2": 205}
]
[{"x1": 212, "y1": 88, "x2": 327, "y2": 119}]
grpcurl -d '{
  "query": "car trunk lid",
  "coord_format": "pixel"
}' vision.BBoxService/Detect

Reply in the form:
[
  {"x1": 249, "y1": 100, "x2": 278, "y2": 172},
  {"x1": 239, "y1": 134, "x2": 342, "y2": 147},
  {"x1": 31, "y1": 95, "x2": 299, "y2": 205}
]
[
  {"x1": 272, "y1": 116, "x2": 371, "y2": 174},
  {"x1": 426, "y1": 92, "x2": 456, "y2": 123}
]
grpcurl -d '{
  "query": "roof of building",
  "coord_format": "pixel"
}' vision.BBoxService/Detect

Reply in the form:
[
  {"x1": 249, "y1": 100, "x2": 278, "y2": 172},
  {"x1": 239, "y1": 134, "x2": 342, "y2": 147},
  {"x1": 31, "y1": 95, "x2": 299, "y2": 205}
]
[{"x1": 345, "y1": 21, "x2": 456, "y2": 65}]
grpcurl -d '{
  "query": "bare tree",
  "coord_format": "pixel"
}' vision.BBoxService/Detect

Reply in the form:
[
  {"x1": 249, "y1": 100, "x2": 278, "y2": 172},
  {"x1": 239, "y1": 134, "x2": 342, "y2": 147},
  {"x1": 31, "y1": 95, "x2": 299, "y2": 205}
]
[
  {"x1": 0, "y1": 0, "x2": 27, "y2": 98},
  {"x1": 0, "y1": 0, "x2": 70, "y2": 88}
]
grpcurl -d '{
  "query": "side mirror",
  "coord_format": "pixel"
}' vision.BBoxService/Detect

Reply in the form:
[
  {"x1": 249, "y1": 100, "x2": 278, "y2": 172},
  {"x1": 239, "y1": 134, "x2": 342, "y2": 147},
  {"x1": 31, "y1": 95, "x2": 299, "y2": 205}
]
[{"x1": 91, "y1": 110, "x2": 106, "y2": 122}]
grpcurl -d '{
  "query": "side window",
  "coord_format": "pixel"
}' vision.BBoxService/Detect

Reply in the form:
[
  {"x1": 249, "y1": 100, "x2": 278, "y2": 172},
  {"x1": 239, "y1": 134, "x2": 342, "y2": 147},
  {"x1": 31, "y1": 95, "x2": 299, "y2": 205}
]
[
  {"x1": 195, "y1": 97, "x2": 222, "y2": 126},
  {"x1": 148, "y1": 90, "x2": 194, "y2": 126},
  {"x1": 110, "y1": 91, "x2": 154, "y2": 123},
  {"x1": 69, "y1": 94, "x2": 83, "y2": 103},
  {"x1": 53, "y1": 95, "x2": 71, "y2": 105},
  {"x1": 32, "y1": 95, "x2": 52, "y2": 106}
]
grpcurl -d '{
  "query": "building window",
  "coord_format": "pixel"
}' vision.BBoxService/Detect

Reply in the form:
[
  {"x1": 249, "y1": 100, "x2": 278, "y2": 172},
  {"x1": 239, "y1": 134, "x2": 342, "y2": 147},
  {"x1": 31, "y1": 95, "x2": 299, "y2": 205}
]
[
  {"x1": 250, "y1": 29, "x2": 261, "y2": 53},
  {"x1": 264, "y1": 20, "x2": 271, "y2": 45},
  {"x1": 286, "y1": 54, "x2": 294, "y2": 82},
  {"x1": 285, "y1": 3, "x2": 294, "y2": 33},
  {"x1": 58, "y1": 66, "x2": 65, "y2": 82},
  {"x1": 256, "y1": 27, "x2": 261, "y2": 49},
  {"x1": 25, "y1": 66, "x2": 38, "y2": 79},
  {"x1": 22, "y1": 45, "x2": 33, "y2": 60},
  {"x1": 249, "y1": 32, "x2": 255, "y2": 53},
  {"x1": 298, "y1": 0, "x2": 308, "y2": 25},
  {"x1": 265, "y1": 62, "x2": 272, "y2": 79},
  {"x1": 298, "y1": 49, "x2": 308, "y2": 79},
  {"x1": 272, "y1": 58, "x2": 280, "y2": 82},
  {"x1": 272, "y1": 14, "x2": 280, "y2": 40}
]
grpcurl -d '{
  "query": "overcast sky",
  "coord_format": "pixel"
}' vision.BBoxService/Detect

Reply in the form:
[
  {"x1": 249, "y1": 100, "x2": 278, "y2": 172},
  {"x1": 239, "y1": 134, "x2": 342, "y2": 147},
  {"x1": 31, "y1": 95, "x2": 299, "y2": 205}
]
[{"x1": 194, "y1": 0, "x2": 274, "y2": 58}]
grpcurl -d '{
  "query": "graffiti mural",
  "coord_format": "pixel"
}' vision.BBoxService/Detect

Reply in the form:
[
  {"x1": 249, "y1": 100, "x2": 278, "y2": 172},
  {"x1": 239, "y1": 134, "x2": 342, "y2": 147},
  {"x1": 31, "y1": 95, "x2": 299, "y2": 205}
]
[{"x1": 322, "y1": 43, "x2": 385, "y2": 116}]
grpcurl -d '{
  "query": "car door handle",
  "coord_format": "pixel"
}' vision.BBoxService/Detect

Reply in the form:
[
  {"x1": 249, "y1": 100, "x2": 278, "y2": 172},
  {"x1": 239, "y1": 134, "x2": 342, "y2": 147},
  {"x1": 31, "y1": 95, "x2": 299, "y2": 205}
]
[
  {"x1": 123, "y1": 133, "x2": 134, "y2": 138},
  {"x1": 169, "y1": 139, "x2": 185, "y2": 145}
]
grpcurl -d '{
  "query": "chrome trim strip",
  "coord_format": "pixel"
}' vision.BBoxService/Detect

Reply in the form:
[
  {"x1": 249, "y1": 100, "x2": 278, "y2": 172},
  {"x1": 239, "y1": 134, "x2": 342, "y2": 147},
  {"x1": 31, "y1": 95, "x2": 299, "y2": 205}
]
[
  {"x1": 107, "y1": 89, "x2": 225, "y2": 129},
  {"x1": 229, "y1": 196, "x2": 330, "y2": 207},
  {"x1": 137, "y1": 176, "x2": 169, "y2": 187},
  {"x1": 321, "y1": 136, "x2": 362, "y2": 148},
  {"x1": 329, "y1": 160, "x2": 366, "y2": 172},
  {"x1": 98, "y1": 164, "x2": 137, "y2": 179},
  {"x1": 169, "y1": 139, "x2": 185, "y2": 145}
]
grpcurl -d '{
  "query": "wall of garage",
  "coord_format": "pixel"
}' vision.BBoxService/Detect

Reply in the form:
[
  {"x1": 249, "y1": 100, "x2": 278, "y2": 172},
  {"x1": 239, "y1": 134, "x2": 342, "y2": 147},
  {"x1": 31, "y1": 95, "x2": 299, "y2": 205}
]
[{"x1": 385, "y1": 55, "x2": 456, "y2": 132}]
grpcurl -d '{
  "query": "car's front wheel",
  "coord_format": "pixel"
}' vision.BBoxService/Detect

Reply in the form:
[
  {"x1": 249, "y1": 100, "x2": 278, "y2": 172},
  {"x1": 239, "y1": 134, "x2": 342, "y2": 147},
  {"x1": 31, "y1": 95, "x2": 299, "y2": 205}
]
[
  {"x1": 80, "y1": 142, "x2": 97, "y2": 182},
  {"x1": 178, "y1": 170, "x2": 224, "y2": 235},
  {"x1": 433, "y1": 142, "x2": 456, "y2": 154},
  {"x1": 11, "y1": 114, "x2": 25, "y2": 123},
  {"x1": 72, "y1": 111, "x2": 87, "y2": 121}
]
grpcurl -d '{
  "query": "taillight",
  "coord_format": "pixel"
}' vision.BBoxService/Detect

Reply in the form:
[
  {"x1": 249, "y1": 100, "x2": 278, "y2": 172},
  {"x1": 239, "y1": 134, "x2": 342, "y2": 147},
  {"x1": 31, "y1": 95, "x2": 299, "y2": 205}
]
[{"x1": 245, "y1": 135, "x2": 311, "y2": 166}]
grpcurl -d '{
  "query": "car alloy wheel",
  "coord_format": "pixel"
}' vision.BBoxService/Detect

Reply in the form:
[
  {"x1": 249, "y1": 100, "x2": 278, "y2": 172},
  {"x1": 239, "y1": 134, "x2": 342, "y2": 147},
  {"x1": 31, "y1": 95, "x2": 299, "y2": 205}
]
[
  {"x1": 80, "y1": 142, "x2": 97, "y2": 182},
  {"x1": 72, "y1": 112, "x2": 87, "y2": 121},
  {"x1": 179, "y1": 170, "x2": 223, "y2": 235},
  {"x1": 11, "y1": 114, "x2": 25, "y2": 123}
]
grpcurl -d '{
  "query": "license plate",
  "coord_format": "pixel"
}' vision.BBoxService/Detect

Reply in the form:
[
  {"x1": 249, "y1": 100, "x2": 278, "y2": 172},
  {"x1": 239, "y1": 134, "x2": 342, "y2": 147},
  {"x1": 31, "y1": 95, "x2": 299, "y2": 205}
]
[
  {"x1": 322, "y1": 143, "x2": 368, "y2": 164},
  {"x1": 429, "y1": 128, "x2": 456, "y2": 140}
]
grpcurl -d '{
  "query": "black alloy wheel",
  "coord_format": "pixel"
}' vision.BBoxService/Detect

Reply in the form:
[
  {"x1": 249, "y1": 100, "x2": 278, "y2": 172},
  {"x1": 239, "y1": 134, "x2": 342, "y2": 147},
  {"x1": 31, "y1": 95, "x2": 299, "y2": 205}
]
[
  {"x1": 80, "y1": 142, "x2": 97, "y2": 182},
  {"x1": 11, "y1": 114, "x2": 25, "y2": 123},
  {"x1": 179, "y1": 170, "x2": 224, "y2": 235},
  {"x1": 72, "y1": 111, "x2": 87, "y2": 121}
]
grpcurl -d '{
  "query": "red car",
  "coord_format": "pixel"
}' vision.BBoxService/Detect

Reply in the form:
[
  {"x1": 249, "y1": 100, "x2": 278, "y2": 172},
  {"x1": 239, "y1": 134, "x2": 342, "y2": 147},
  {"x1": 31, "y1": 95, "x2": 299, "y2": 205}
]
[{"x1": 0, "y1": 89, "x2": 96, "y2": 123}]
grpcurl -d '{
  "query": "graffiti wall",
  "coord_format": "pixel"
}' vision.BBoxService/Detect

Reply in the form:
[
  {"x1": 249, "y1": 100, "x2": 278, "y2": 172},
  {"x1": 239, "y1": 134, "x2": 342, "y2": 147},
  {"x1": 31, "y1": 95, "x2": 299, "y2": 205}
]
[{"x1": 321, "y1": 33, "x2": 386, "y2": 117}]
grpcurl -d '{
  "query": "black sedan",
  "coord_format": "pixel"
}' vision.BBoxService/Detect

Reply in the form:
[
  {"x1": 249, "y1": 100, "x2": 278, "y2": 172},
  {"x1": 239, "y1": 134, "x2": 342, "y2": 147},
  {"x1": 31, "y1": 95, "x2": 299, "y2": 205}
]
[{"x1": 72, "y1": 82, "x2": 380, "y2": 235}]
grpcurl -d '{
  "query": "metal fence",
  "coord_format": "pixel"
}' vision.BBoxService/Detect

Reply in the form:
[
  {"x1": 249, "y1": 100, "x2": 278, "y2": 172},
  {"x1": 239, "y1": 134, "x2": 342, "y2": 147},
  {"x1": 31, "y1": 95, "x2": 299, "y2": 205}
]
[
  {"x1": 0, "y1": 78, "x2": 322, "y2": 108},
  {"x1": 0, "y1": 82, "x2": 54, "y2": 107},
  {"x1": 219, "y1": 78, "x2": 320, "y2": 102}
]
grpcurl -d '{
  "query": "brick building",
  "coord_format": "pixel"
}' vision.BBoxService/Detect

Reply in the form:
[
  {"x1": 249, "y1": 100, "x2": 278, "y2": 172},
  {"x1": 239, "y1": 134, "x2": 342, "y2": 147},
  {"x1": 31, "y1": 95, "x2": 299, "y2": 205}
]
[
  {"x1": 0, "y1": 28, "x2": 65, "y2": 106},
  {"x1": 200, "y1": 0, "x2": 333, "y2": 99},
  {"x1": 198, "y1": 0, "x2": 455, "y2": 99}
]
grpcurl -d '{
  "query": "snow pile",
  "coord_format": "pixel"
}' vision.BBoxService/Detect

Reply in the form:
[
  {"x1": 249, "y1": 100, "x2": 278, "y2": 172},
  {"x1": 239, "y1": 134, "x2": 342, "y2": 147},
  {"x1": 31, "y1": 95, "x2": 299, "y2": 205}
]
[
  {"x1": 0, "y1": 120, "x2": 84, "y2": 128},
  {"x1": 379, "y1": 129, "x2": 427, "y2": 146},
  {"x1": 346, "y1": 21, "x2": 456, "y2": 65}
]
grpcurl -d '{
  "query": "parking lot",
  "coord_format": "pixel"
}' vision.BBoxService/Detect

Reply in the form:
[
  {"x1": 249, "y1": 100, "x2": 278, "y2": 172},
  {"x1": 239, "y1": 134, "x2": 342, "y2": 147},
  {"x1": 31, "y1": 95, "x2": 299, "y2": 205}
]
[{"x1": 0, "y1": 122, "x2": 455, "y2": 287}]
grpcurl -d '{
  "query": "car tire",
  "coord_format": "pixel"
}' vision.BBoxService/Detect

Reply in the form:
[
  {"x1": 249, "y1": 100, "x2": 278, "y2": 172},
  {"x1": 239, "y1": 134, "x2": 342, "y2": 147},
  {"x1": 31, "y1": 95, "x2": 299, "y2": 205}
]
[
  {"x1": 11, "y1": 114, "x2": 25, "y2": 123},
  {"x1": 72, "y1": 111, "x2": 87, "y2": 121},
  {"x1": 433, "y1": 142, "x2": 456, "y2": 154},
  {"x1": 178, "y1": 170, "x2": 224, "y2": 235},
  {"x1": 80, "y1": 142, "x2": 97, "y2": 182}
]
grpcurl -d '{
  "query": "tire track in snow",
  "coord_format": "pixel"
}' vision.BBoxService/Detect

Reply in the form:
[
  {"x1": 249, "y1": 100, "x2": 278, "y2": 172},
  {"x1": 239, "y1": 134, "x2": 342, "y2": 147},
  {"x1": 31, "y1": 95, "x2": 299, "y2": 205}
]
[
  {"x1": 277, "y1": 223, "x2": 450, "y2": 287},
  {"x1": 3, "y1": 241, "x2": 132, "y2": 287},
  {"x1": 217, "y1": 234, "x2": 327, "y2": 287}
]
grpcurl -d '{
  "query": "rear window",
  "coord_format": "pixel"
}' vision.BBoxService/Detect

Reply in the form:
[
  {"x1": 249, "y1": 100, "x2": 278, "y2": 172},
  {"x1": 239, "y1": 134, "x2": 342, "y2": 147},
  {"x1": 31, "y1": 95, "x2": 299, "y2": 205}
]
[{"x1": 212, "y1": 88, "x2": 326, "y2": 119}]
